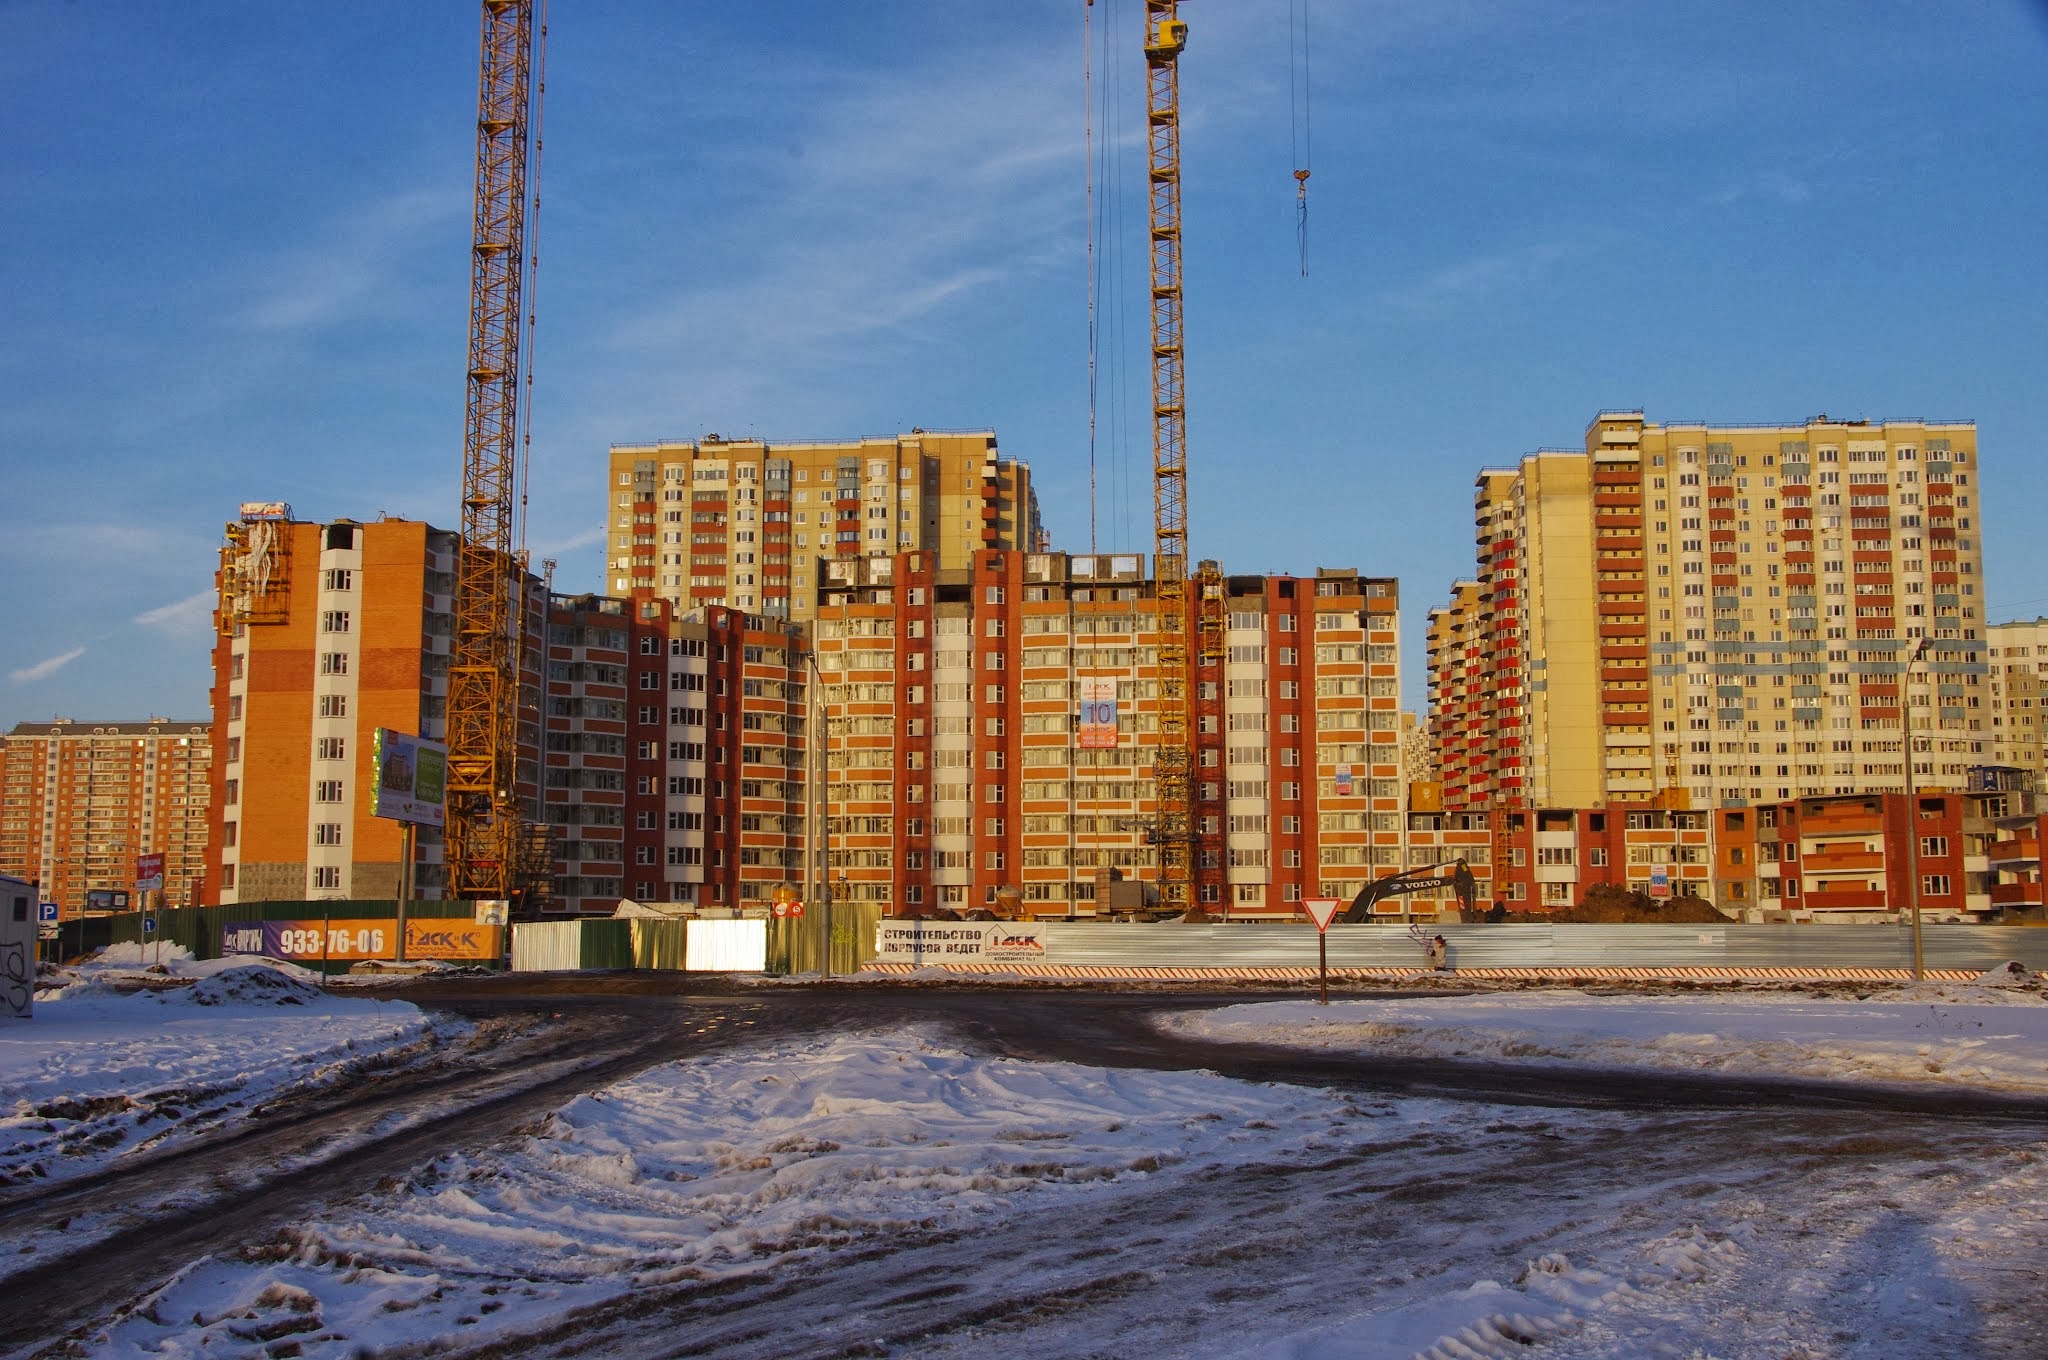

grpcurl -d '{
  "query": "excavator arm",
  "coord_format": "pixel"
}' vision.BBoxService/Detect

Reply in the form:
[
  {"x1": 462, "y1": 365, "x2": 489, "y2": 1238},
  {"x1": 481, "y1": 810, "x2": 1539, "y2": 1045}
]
[{"x1": 1339, "y1": 860, "x2": 1476, "y2": 924}]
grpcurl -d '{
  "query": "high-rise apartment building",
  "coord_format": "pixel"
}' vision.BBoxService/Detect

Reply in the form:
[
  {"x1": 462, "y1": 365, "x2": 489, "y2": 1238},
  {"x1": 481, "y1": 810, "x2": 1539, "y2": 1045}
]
[
  {"x1": 207, "y1": 509, "x2": 544, "y2": 905},
  {"x1": 1432, "y1": 413, "x2": 1989, "y2": 811},
  {"x1": 0, "y1": 718, "x2": 212, "y2": 915},
  {"x1": 540, "y1": 593, "x2": 807, "y2": 913},
  {"x1": 812, "y1": 550, "x2": 1405, "y2": 918},
  {"x1": 1987, "y1": 619, "x2": 2048, "y2": 781},
  {"x1": 604, "y1": 431, "x2": 1042, "y2": 631}
]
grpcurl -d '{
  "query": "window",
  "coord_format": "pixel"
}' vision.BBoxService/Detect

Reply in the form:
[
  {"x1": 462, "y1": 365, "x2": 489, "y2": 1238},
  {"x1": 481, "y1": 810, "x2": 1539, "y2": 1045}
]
[
  {"x1": 1920, "y1": 836, "x2": 1949, "y2": 858},
  {"x1": 320, "y1": 610, "x2": 351, "y2": 634},
  {"x1": 312, "y1": 866, "x2": 342, "y2": 890},
  {"x1": 1922, "y1": 874, "x2": 1951, "y2": 896},
  {"x1": 316, "y1": 737, "x2": 346, "y2": 761},
  {"x1": 315, "y1": 780, "x2": 344, "y2": 803},
  {"x1": 319, "y1": 652, "x2": 349, "y2": 675},
  {"x1": 317, "y1": 693, "x2": 347, "y2": 718},
  {"x1": 313, "y1": 823, "x2": 343, "y2": 846},
  {"x1": 323, "y1": 567, "x2": 353, "y2": 591}
]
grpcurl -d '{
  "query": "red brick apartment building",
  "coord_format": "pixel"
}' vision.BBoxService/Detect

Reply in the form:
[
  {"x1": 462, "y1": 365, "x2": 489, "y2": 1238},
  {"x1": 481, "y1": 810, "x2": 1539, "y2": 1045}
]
[
  {"x1": 541, "y1": 594, "x2": 807, "y2": 914},
  {"x1": 208, "y1": 509, "x2": 543, "y2": 905},
  {"x1": 1969, "y1": 768, "x2": 2046, "y2": 916},
  {"x1": 1424, "y1": 782, "x2": 2033, "y2": 923},
  {"x1": 0, "y1": 719, "x2": 212, "y2": 915},
  {"x1": 205, "y1": 508, "x2": 810, "y2": 918},
  {"x1": 809, "y1": 550, "x2": 1409, "y2": 919}
]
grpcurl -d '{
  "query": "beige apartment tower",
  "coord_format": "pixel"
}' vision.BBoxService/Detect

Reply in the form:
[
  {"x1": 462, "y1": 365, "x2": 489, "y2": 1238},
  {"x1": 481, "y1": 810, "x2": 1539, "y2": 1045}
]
[
  {"x1": 605, "y1": 431, "x2": 1042, "y2": 632},
  {"x1": 1434, "y1": 412, "x2": 1989, "y2": 810},
  {"x1": 1988, "y1": 618, "x2": 2048, "y2": 781}
]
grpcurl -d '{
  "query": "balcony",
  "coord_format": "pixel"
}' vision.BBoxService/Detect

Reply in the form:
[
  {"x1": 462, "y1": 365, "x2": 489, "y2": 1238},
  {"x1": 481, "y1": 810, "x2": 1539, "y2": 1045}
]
[
  {"x1": 1990, "y1": 881, "x2": 2043, "y2": 907},
  {"x1": 1988, "y1": 837, "x2": 2041, "y2": 868},
  {"x1": 1803, "y1": 887, "x2": 1886, "y2": 912},
  {"x1": 1803, "y1": 849, "x2": 1884, "y2": 872}
]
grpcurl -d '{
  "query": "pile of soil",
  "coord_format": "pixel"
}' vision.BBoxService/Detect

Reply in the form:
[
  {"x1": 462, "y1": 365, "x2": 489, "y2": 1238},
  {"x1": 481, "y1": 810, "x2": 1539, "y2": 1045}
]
[{"x1": 1493, "y1": 884, "x2": 1733, "y2": 925}]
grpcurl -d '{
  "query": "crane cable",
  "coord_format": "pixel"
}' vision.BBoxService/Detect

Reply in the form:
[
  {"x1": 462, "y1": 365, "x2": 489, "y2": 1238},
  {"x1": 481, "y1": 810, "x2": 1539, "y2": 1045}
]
[
  {"x1": 1085, "y1": 0, "x2": 1099, "y2": 554},
  {"x1": 1290, "y1": 0, "x2": 1312, "y2": 276},
  {"x1": 517, "y1": 0, "x2": 549, "y2": 572}
]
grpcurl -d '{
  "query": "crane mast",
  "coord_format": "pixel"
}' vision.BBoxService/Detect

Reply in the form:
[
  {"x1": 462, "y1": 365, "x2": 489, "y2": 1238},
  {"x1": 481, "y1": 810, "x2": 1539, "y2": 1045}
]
[
  {"x1": 447, "y1": 0, "x2": 535, "y2": 902},
  {"x1": 1144, "y1": 2, "x2": 1198, "y2": 910}
]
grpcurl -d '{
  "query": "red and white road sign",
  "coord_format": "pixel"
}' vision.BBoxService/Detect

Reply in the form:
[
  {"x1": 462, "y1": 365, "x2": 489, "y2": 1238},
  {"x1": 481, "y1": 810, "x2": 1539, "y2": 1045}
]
[
  {"x1": 1304, "y1": 898, "x2": 1343, "y2": 932},
  {"x1": 135, "y1": 852, "x2": 166, "y2": 894},
  {"x1": 772, "y1": 901, "x2": 789, "y2": 918}
]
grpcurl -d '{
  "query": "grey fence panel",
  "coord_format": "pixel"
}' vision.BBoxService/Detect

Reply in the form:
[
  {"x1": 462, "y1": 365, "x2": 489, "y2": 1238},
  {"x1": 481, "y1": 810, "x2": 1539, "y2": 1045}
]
[{"x1": 1023, "y1": 923, "x2": 2048, "y2": 972}]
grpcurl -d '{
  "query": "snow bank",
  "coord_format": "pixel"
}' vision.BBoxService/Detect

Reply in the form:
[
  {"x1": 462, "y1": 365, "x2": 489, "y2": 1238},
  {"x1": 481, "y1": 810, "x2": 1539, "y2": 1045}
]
[
  {"x1": 0, "y1": 970, "x2": 452, "y2": 1190},
  {"x1": 1162, "y1": 987, "x2": 2048, "y2": 1093}
]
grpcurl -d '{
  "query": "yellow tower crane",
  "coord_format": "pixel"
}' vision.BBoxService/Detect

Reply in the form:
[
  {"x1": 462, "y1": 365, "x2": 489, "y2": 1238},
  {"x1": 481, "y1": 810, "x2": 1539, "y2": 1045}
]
[
  {"x1": 447, "y1": 0, "x2": 538, "y2": 903},
  {"x1": 1141, "y1": 2, "x2": 1225, "y2": 912}
]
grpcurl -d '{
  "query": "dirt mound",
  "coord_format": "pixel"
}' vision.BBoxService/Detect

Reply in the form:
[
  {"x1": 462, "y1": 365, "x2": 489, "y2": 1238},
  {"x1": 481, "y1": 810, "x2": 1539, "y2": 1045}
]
[
  {"x1": 181, "y1": 966, "x2": 326, "y2": 1007},
  {"x1": 1497, "y1": 884, "x2": 1732, "y2": 925}
]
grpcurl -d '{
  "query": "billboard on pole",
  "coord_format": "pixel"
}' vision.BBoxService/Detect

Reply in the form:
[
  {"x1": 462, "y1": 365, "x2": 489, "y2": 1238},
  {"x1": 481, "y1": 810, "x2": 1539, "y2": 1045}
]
[
  {"x1": 371, "y1": 729, "x2": 448, "y2": 827},
  {"x1": 1078, "y1": 677, "x2": 1119, "y2": 750},
  {"x1": 135, "y1": 852, "x2": 165, "y2": 893}
]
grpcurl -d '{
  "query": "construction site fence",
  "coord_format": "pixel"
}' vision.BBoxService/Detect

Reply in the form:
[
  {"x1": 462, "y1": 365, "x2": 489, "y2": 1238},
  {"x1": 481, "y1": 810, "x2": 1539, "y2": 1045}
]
[
  {"x1": 508, "y1": 919, "x2": 773, "y2": 973},
  {"x1": 767, "y1": 902, "x2": 886, "y2": 976},
  {"x1": 64, "y1": 900, "x2": 481, "y2": 975},
  {"x1": 909, "y1": 921, "x2": 2048, "y2": 975}
]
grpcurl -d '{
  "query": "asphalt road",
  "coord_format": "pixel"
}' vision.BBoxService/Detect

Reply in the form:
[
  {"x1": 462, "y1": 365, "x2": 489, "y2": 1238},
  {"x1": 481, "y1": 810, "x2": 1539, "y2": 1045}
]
[{"x1": 4, "y1": 976, "x2": 2047, "y2": 1357}]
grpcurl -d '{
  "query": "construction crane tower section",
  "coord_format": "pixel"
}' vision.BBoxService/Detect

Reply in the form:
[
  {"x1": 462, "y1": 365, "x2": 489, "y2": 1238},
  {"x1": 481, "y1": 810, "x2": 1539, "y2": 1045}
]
[
  {"x1": 1143, "y1": 1, "x2": 1192, "y2": 909},
  {"x1": 448, "y1": 0, "x2": 535, "y2": 902}
]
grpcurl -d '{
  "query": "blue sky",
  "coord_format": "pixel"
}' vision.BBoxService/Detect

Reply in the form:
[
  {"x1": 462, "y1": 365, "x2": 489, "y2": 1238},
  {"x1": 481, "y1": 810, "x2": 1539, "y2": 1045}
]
[{"x1": 3, "y1": 0, "x2": 2045, "y2": 729}]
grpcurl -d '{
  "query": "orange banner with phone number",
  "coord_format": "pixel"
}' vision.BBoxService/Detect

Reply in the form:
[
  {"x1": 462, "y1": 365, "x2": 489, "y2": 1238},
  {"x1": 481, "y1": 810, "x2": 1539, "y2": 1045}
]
[{"x1": 223, "y1": 919, "x2": 502, "y2": 962}]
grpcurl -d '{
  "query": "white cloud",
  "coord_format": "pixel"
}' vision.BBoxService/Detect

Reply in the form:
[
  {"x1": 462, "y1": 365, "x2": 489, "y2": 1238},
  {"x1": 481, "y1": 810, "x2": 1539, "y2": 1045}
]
[
  {"x1": 1379, "y1": 237, "x2": 1608, "y2": 317},
  {"x1": 601, "y1": 41, "x2": 1083, "y2": 394},
  {"x1": 238, "y1": 185, "x2": 467, "y2": 334},
  {"x1": 134, "y1": 590, "x2": 216, "y2": 636},
  {"x1": 11, "y1": 646, "x2": 87, "y2": 685}
]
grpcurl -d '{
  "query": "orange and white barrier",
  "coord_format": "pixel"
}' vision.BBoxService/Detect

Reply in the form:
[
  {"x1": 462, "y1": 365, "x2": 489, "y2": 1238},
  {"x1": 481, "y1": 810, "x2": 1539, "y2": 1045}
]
[{"x1": 860, "y1": 962, "x2": 1982, "y2": 983}]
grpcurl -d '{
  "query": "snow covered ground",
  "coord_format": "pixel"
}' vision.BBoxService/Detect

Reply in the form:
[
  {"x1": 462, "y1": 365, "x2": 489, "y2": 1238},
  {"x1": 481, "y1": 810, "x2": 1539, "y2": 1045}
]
[
  {"x1": 6, "y1": 969, "x2": 2046, "y2": 1358},
  {"x1": 1, "y1": 946, "x2": 458, "y2": 1191},
  {"x1": 1156, "y1": 976, "x2": 2048, "y2": 1095}
]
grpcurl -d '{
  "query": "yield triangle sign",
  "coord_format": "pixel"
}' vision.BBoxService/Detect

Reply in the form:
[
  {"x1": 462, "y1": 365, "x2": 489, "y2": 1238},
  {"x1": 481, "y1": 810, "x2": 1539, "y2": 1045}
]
[{"x1": 1304, "y1": 898, "x2": 1344, "y2": 932}]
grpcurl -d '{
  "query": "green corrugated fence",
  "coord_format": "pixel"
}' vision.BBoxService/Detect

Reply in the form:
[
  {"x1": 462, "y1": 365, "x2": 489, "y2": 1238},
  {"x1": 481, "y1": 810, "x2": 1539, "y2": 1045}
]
[
  {"x1": 767, "y1": 902, "x2": 882, "y2": 976},
  {"x1": 510, "y1": 919, "x2": 635, "y2": 971},
  {"x1": 629, "y1": 919, "x2": 690, "y2": 970}
]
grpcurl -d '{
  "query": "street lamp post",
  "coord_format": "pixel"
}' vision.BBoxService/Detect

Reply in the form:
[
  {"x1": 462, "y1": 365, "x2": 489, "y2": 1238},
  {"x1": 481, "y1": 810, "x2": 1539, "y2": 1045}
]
[{"x1": 1903, "y1": 637, "x2": 1932, "y2": 981}]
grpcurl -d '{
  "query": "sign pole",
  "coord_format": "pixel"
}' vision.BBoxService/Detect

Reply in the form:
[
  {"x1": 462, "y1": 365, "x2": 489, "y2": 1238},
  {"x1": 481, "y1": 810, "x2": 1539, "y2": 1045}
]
[
  {"x1": 321, "y1": 899, "x2": 332, "y2": 987},
  {"x1": 1304, "y1": 898, "x2": 1343, "y2": 1007},
  {"x1": 396, "y1": 822, "x2": 414, "y2": 964}
]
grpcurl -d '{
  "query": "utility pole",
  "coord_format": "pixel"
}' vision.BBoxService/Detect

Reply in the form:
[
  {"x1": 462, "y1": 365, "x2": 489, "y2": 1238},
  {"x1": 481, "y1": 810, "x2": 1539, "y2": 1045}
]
[{"x1": 1904, "y1": 636, "x2": 1932, "y2": 980}]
